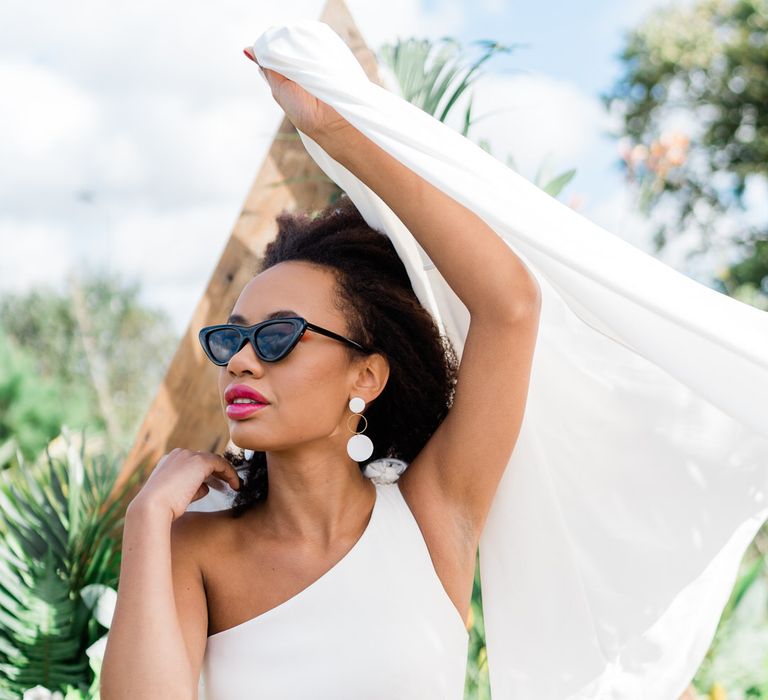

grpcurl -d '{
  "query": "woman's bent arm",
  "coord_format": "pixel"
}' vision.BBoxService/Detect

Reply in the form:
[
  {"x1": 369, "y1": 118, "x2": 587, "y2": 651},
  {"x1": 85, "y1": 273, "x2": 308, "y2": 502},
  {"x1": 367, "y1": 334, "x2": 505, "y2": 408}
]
[{"x1": 100, "y1": 501, "x2": 205, "y2": 699}]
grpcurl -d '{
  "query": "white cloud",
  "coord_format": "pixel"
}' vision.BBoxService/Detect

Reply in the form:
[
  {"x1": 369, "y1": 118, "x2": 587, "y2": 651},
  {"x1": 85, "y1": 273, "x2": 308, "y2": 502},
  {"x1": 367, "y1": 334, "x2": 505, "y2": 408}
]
[
  {"x1": 0, "y1": 0, "x2": 468, "y2": 333},
  {"x1": 0, "y1": 63, "x2": 99, "y2": 158},
  {"x1": 0, "y1": 219, "x2": 76, "y2": 294},
  {"x1": 447, "y1": 71, "x2": 616, "y2": 185},
  {"x1": 109, "y1": 206, "x2": 231, "y2": 283},
  {"x1": 348, "y1": 0, "x2": 465, "y2": 48},
  {"x1": 106, "y1": 203, "x2": 242, "y2": 328},
  {"x1": 0, "y1": 62, "x2": 101, "y2": 214}
]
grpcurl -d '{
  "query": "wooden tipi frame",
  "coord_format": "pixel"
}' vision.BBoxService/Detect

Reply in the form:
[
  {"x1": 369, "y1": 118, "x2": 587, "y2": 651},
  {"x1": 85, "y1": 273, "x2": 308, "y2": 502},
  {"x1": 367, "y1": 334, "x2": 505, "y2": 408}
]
[{"x1": 109, "y1": 0, "x2": 385, "y2": 506}]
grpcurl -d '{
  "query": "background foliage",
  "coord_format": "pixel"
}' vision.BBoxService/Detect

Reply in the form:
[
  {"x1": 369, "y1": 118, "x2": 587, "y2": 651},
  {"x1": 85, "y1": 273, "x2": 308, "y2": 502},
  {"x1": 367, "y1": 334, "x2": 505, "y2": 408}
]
[
  {"x1": 603, "y1": 0, "x2": 768, "y2": 309},
  {"x1": 0, "y1": 429, "x2": 139, "y2": 699},
  {"x1": 0, "y1": 271, "x2": 178, "y2": 467}
]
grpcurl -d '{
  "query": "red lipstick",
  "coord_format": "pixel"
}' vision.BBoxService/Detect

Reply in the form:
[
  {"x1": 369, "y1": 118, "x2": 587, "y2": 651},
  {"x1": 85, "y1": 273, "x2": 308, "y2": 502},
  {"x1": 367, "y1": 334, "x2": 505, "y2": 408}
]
[
  {"x1": 225, "y1": 384, "x2": 270, "y2": 404},
  {"x1": 224, "y1": 384, "x2": 270, "y2": 420},
  {"x1": 226, "y1": 402, "x2": 268, "y2": 420}
]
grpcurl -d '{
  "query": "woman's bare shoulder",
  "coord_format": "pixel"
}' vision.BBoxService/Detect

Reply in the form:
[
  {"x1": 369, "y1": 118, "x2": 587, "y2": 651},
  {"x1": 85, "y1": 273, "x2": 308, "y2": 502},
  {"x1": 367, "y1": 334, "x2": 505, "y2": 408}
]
[{"x1": 171, "y1": 508, "x2": 242, "y2": 561}]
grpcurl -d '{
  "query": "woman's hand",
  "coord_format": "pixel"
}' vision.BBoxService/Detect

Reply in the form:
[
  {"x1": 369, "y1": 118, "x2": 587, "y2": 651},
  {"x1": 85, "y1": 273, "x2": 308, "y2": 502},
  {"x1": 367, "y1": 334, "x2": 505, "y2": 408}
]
[
  {"x1": 129, "y1": 448, "x2": 242, "y2": 522},
  {"x1": 243, "y1": 46, "x2": 352, "y2": 141}
]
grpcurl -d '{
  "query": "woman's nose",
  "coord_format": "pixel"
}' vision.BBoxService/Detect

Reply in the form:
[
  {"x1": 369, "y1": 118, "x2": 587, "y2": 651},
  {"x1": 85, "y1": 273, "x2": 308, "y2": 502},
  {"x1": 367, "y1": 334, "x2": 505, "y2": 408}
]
[{"x1": 227, "y1": 341, "x2": 264, "y2": 374}]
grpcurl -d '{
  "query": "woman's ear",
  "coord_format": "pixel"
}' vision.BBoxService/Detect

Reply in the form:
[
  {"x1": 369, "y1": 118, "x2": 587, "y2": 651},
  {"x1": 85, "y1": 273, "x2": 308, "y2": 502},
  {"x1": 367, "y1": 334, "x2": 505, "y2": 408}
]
[{"x1": 351, "y1": 352, "x2": 389, "y2": 404}]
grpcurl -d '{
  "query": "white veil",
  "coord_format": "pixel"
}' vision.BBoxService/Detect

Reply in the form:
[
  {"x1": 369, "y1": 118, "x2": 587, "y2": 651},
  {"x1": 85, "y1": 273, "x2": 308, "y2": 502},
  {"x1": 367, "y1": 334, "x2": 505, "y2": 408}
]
[{"x1": 224, "y1": 19, "x2": 768, "y2": 699}]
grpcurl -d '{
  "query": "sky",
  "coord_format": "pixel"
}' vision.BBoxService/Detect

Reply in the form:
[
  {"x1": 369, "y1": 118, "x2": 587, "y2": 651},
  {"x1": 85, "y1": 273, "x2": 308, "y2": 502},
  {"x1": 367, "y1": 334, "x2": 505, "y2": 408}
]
[{"x1": 0, "y1": 0, "x2": 735, "y2": 335}]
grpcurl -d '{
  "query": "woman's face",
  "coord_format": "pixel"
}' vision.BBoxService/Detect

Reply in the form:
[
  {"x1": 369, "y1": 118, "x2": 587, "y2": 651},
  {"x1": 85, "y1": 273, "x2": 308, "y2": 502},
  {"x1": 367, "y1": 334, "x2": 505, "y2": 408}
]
[{"x1": 217, "y1": 260, "x2": 385, "y2": 454}]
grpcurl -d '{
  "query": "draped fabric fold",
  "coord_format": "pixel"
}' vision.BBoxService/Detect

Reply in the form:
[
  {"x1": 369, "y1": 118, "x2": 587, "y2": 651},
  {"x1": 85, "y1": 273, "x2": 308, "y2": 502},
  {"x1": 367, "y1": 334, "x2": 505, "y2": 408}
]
[{"x1": 249, "y1": 19, "x2": 768, "y2": 699}]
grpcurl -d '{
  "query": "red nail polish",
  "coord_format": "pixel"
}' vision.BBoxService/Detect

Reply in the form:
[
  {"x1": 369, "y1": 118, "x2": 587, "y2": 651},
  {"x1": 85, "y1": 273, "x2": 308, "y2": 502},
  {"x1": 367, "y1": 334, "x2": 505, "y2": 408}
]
[{"x1": 243, "y1": 48, "x2": 256, "y2": 63}]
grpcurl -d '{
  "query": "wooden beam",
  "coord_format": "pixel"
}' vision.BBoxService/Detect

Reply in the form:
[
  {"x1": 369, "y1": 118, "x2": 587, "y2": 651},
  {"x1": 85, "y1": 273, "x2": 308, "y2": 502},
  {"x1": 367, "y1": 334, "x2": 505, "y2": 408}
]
[{"x1": 108, "y1": 0, "x2": 384, "y2": 508}]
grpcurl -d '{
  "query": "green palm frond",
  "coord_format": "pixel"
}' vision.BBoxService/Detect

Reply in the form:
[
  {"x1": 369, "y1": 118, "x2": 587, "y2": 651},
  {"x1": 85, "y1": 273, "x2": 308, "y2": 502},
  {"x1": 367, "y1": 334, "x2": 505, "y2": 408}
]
[
  {"x1": 463, "y1": 551, "x2": 490, "y2": 699},
  {"x1": 0, "y1": 427, "x2": 140, "y2": 698},
  {"x1": 722, "y1": 553, "x2": 764, "y2": 620},
  {"x1": 541, "y1": 168, "x2": 577, "y2": 197},
  {"x1": 378, "y1": 36, "x2": 518, "y2": 137}
]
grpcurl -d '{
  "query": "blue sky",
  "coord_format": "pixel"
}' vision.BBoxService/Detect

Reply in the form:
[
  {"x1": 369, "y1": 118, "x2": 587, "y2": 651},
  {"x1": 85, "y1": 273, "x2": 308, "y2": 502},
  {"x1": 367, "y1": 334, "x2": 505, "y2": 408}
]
[
  {"x1": 426, "y1": 0, "x2": 636, "y2": 92},
  {"x1": 1, "y1": 0, "x2": 708, "y2": 334}
]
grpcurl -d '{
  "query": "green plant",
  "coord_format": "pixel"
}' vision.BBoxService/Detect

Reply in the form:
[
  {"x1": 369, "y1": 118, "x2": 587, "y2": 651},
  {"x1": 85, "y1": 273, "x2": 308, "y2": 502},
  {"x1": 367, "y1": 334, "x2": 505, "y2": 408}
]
[
  {"x1": 603, "y1": 0, "x2": 768, "y2": 307},
  {"x1": 0, "y1": 325, "x2": 71, "y2": 469},
  {"x1": 0, "y1": 427, "x2": 138, "y2": 699},
  {"x1": 463, "y1": 551, "x2": 490, "y2": 700},
  {"x1": 378, "y1": 36, "x2": 519, "y2": 137},
  {"x1": 692, "y1": 544, "x2": 768, "y2": 698},
  {"x1": 0, "y1": 271, "x2": 179, "y2": 458}
]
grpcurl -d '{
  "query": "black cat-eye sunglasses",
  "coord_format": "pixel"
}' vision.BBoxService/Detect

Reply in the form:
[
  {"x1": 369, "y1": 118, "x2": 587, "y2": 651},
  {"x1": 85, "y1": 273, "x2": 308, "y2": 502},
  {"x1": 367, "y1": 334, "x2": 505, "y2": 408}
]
[{"x1": 198, "y1": 316, "x2": 371, "y2": 366}]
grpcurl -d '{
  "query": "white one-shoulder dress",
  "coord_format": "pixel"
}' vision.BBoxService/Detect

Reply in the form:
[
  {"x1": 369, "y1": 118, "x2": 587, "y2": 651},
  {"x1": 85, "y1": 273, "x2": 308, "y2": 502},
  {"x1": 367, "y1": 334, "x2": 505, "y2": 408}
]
[{"x1": 198, "y1": 481, "x2": 470, "y2": 699}]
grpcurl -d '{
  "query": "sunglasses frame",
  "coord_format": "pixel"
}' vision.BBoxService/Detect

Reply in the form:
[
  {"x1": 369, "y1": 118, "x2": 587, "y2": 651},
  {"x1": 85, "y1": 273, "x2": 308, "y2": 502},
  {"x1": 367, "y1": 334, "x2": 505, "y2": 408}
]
[{"x1": 198, "y1": 316, "x2": 370, "y2": 366}]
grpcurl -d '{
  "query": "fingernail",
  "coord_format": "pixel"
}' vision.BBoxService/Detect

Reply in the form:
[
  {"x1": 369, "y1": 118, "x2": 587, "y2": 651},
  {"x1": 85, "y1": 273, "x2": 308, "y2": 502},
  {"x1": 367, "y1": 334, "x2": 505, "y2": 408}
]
[{"x1": 243, "y1": 47, "x2": 257, "y2": 63}]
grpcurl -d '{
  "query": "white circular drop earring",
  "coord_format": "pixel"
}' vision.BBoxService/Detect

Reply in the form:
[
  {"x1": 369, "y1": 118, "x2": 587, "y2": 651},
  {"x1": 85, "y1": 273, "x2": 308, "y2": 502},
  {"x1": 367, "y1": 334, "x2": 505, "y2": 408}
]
[{"x1": 346, "y1": 396, "x2": 374, "y2": 461}]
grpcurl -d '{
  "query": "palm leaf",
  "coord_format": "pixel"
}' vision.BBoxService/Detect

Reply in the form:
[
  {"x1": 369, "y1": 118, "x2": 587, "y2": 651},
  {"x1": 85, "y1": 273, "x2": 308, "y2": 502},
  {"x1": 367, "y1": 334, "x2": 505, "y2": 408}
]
[
  {"x1": 0, "y1": 428, "x2": 140, "y2": 698},
  {"x1": 542, "y1": 169, "x2": 577, "y2": 197},
  {"x1": 378, "y1": 36, "x2": 517, "y2": 135},
  {"x1": 718, "y1": 554, "x2": 765, "y2": 628}
]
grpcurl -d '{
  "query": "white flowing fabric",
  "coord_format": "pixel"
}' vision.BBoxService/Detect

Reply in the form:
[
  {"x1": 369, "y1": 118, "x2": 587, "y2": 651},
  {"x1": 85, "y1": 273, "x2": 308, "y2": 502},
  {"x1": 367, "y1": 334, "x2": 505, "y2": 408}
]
[{"x1": 246, "y1": 19, "x2": 768, "y2": 700}]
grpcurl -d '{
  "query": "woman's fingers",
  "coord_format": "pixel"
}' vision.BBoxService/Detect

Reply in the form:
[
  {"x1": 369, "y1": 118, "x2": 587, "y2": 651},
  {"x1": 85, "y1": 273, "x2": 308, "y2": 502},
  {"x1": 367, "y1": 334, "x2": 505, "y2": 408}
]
[
  {"x1": 241, "y1": 47, "x2": 347, "y2": 140},
  {"x1": 203, "y1": 472, "x2": 239, "y2": 493},
  {"x1": 134, "y1": 448, "x2": 243, "y2": 520},
  {"x1": 243, "y1": 47, "x2": 269, "y2": 73},
  {"x1": 242, "y1": 47, "x2": 293, "y2": 97},
  {"x1": 192, "y1": 484, "x2": 210, "y2": 502},
  {"x1": 209, "y1": 454, "x2": 242, "y2": 492},
  {"x1": 189, "y1": 450, "x2": 242, "y2": 492}
]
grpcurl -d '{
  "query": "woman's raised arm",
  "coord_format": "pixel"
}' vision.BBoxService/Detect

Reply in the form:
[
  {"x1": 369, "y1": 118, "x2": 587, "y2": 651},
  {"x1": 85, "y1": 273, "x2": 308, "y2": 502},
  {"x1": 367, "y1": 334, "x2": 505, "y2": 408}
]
[{"x1": 251, "y1": 54, "x2": 540, "y2": 318}]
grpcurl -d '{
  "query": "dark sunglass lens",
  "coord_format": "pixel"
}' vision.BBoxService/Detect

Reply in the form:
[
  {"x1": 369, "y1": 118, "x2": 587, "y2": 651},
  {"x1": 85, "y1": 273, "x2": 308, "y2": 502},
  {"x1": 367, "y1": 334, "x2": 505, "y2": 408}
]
[
  {"x1": 256, "y1": 321, "x2": 300, "y2": 360},
  {"x1": 207, "y1": 327, "x2": 243, "y2": 364}
]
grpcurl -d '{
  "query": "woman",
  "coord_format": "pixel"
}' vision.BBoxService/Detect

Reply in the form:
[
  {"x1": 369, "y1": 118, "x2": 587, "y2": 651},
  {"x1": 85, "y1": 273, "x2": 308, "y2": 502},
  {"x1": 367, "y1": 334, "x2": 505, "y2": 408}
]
[{"x1": 100, "y1": 44, "x2": 542, "y2": 699}]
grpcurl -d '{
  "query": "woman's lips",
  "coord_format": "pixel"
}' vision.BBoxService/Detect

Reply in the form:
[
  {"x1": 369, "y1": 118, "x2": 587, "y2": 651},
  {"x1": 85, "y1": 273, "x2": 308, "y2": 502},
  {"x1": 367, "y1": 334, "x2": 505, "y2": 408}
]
[{"x1": 226, "y1": 402, "x2": 268, "y2": 419}]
